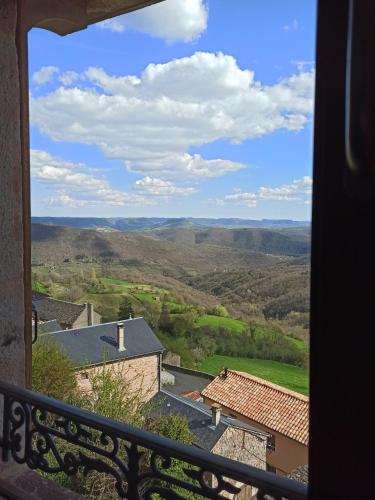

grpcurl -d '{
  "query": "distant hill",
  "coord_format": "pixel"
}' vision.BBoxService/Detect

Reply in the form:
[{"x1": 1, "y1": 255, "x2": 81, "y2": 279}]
[
  {"x1": 31, "y1": 223, "x2": 286, "y2": 272},
  {"x1": 153, "y1": 227, "x2": 310, "y2": 257},
  {"x1": 31, "y1": 222, "x2": 310, "y2": 330},
  {"x1": 31, "y1": 216, "x2": 310, "y2": 232},
  {"x1": 32, "y1": 222, "x2": 310, "y2": 268}
]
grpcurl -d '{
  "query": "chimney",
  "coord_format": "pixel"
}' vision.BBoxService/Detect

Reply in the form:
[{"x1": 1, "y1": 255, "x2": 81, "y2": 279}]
[
  {"x1": 211, "y1": 403, "x2": 221, "y2": 426},
  {"x1": 117, "y1": 322, "x2": 125, "y2": 351},
  {"x1": 87, "y1": 302, "x2": 94, "y2": 326}
]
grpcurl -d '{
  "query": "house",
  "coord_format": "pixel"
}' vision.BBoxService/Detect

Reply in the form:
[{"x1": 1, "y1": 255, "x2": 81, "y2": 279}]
[
  {"x1": 202, "y1": 369, "x2": 309, "y2": 475},
  {"x1": 41, "y1": 317, "x2": 164, "y2": 400},
  {"x1": 32, "y1": 293, "x2": 101, "y2": 329},
  {"x1": 150, "y1": 389, "x2": 269, "y2": 498}
]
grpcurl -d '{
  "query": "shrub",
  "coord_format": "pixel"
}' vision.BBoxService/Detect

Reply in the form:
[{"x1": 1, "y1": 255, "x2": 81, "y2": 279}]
[{"x1": 32, "y1": 340, "x2": 77, "y2": 402}]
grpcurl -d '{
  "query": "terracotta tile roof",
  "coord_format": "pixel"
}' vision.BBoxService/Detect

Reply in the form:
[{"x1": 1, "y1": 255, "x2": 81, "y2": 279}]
[
  {"x1": 181, "y1": 390, "x2": 202, "y2": 401},
  {"x1": 201, "y1": 369, "x2": 309, "y2": 446}
]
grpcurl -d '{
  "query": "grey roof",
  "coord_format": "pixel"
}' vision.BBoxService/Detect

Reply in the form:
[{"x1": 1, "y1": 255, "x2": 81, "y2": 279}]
[
  {"x1": 33, "y1": 295, "x2": 85, "y2": 325},
  {"x1": 150, "y1": 390, "x2": 268, "y2": 451},
  {"x1": 161, "y1": 366, "x2": 213, "y2": 395},
  {"x1": 42, "y1": 317, "x2": 164, "y2": 366},
  {"x1": 32, "y1": 291, "x2": 49, "y2": 300},
  {"x1": 38, "y1": 320, "x2": 62, "y2": 334}
]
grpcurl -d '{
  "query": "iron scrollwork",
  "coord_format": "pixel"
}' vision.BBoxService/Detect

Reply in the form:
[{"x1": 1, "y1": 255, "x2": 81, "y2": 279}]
[{"x1": 0, "y1": 381, "x2": 307, "y2": 499}]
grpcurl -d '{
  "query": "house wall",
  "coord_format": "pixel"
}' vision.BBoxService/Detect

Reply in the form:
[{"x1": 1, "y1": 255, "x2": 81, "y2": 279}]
[
  {"x1": 72, "y1": 307, "x2": 101, "y2": 329},
  {"x1": 76, "y1": 353, "x2": 160, "y2": 401},
  {"x1": 204, "y1": 398, "x2": 308, "y2": 474}
]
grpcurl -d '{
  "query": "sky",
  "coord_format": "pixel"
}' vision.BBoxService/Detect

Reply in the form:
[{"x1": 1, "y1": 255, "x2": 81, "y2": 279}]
[{"x1": 29, "y1": 0, "x2": 316, "y2": 220}]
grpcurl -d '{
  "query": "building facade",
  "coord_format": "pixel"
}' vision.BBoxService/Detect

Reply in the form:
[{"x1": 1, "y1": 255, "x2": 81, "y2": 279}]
[
  {"x1": 202, "y1": 369, "x2": 309, "y2": 474},
  {"x1": 41, "y1": 317, "x2": 164, "y2": 401}
]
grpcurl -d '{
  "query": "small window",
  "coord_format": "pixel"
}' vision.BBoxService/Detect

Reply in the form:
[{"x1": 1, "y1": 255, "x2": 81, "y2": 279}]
[{"x1": 267, "y1": 435, "x2": 276, "y2": 452}]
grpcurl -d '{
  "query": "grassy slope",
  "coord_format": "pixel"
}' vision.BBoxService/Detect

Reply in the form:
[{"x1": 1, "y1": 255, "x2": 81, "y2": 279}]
[
  {"x1": 195, "y1": 314, "x2": 248, "y2": 334},
  {"x1": 199, "y1": 355, "x2": 308, "y2": 395}
]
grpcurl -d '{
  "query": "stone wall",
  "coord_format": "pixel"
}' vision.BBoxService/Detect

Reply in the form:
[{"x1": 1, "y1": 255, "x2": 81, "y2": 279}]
[
  {"x1": 212, "y1": 427, "x2": 267, "y2": 472},
  {"x1": 212, "y1": 427, "x2": 267, "y2": 498},
  {"x1": 0, "y1": 1, "x2": 26, "y2": 387},
  {"x1": 76, "y1": 353, "x2": 160, "y2": 401},
  {"x1": 163, "y1": 351, "x2": 181, "y2": 367}
]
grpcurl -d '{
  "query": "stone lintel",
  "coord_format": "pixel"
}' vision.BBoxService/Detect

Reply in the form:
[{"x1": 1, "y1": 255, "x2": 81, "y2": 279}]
[{"x1": 24, "y1": 0, "x2": 164, "y2": 36}]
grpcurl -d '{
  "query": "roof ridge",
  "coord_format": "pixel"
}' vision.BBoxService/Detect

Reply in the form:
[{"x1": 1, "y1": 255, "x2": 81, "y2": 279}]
[
  {"x1": 40, "y1": 296, "x2": 85, "y2": 308},
  {"x1": 50, "y1": 316, "x2": 145, "y2": 335},
  {"x1": 227, "y1": 369, "x2": 309, "y2": 402},
  {"x1": 160, "y1": 389, "x2": 213, "y2": 419}
]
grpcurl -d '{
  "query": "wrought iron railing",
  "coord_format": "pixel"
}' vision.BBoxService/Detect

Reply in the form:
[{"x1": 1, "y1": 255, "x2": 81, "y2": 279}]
[{"x1": 0, "y1": 381, "x2": 307, "y2": 499}]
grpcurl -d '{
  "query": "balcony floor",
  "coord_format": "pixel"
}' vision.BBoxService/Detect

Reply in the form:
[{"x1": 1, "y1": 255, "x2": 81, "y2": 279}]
[{"x1": 0, "y1": 462, "x2": 83, "y2": 500}]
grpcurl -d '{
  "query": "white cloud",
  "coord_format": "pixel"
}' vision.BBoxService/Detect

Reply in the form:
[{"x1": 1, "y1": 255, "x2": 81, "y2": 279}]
[
  {"x1": 134, "y1": 176, "x2": 196, "y2": 196},
  {"x1": 222, "y1": 192, "x2": 258, "y2": 208},
  {"x1": 31, "y1": 149, "x2": 196, "y2": 208},
  {"x1": 99, "y1": 0, "x2": 208, "y2": 43},
  {"x1": 48, "y1": 194, "x2": 87, "y2": 208},
  {"x1": 30, "y1": 149, "x2": 153, "y2": 208},
  {"x1": 292, "y1": 60, "x2": 315, "y2": 72},
  {"x1": 59, "y1": 71, "x2": 80, "y2": 86},
  {"x1": 30, "y1": 52, "x2": 314, "y2": 183},
  {"x1": 219, "y1": 176, "x2": 312, "y2": 208},
  {"x1": 258, "y1": 176, "x2": 312, "y2": 201},
  {"x1": 32, "y1": 66, "x2": 59, "y2": 85}
]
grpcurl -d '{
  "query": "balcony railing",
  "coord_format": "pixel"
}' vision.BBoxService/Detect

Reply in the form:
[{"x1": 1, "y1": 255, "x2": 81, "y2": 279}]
[{"x1": 0, "y1": 381, "x2": 307, "y2": 499}]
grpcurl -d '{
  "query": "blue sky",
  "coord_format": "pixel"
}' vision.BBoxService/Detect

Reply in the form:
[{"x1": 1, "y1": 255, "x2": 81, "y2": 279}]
[{"x1": 29, "y1": 0, "x2": 316, "y2": 220}]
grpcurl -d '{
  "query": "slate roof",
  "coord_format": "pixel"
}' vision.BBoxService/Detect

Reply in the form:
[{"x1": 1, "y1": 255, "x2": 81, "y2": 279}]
[
  {"x1": 43, "y1": 317, "x2": 164, "y2": 367},
  {"x1": 32, "y1": 291, "x2": 49, "y2": 300},
  {"x1": 38, "y1": 320, "x2": 62, "y2": 334},
  {"x1": 150, "y1": 390, "x2": 269, "y2": 451},
  {"x1": 33, "y1": 295, "x2": 85, "y2": 326},
  {"x1": 202, "y1": 369, "x2": 309, "y2": 446}
]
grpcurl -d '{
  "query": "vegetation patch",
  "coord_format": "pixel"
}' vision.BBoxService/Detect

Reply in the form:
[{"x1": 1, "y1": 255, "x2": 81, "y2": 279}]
[
  {"x1": 199, "y1": 355, "x2": 308, "y2": 395},
  {"x1": 134, "y1": 292, "x2": 156, "y2": 303},
  {"x1": 195, "y1": 314, "x2": 248, "y2": 334}
]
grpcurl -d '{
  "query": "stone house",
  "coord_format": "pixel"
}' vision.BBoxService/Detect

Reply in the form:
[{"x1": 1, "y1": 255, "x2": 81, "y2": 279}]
[
  {"x1": 41, "y1": 317, "x2": 164, "y2": 400},
  {"x1": 151, "y1": 389, "x2": 269, "y2": 498},
  {"x1": 202, "y1": 369, "x2": 309, "y2": 475},
  {"x1": 32, "y1": 293, "x2": 101, "y2": 329}
]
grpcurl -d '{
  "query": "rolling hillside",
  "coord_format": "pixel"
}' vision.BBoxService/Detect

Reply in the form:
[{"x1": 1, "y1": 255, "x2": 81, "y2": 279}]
[
  {"x1": 153, "y1": 226, "x2": 310, "y2": 257},
  {"x1": 31, "y1": 216, "x2": 310, "y2": 232},
  {"x1": 31, "y1": 223, "x2": 304, "y2": 271},
  {"x1": 32, "y1": 222, "x2": 310, "y2": 333}
]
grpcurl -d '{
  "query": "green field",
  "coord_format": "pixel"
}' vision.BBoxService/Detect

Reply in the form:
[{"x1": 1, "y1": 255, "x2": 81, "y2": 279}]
[
  {"x1": 101, "y1": 277, "x2": 163, "y2": 294},
  {"x1": 195, "y1": 314, "x2": 248, "y2": 334},
  {"x1": 133, "y1": 292, "x2": 156, "y2": 303},
  {"x1": 199, "y1": 355, "x2": 308, "y2": 395}
]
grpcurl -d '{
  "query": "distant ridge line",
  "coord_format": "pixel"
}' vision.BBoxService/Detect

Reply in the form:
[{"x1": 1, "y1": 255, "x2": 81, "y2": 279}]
[{"x1": 31, "y1": 216, "x2": 310, "y2": 232}]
